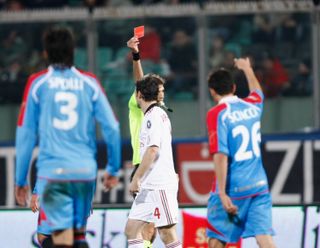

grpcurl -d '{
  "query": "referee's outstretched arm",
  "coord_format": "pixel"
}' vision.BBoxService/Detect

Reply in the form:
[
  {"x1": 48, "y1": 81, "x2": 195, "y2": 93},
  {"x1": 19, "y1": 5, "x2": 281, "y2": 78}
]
[{"x1": 127, "y1": 36, "x2": 144, "y2": 83}]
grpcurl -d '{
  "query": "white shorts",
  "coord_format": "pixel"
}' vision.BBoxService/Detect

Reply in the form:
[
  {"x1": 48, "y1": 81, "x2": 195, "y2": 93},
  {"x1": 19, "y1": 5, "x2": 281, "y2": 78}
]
[{"x1": 128, "y1": 188, "x2": 179, "y2": 228}]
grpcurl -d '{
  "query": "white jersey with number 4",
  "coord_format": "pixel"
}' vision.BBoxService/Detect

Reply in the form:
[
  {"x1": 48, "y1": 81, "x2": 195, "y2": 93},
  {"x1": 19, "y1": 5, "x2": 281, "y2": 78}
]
[{"x1": 139, "y1": 106, "x2": 178, "y2": 190}]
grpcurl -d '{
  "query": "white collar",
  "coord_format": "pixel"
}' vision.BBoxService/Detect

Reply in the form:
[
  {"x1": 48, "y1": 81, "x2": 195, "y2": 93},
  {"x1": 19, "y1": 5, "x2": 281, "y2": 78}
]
[{"x1": 218, "y1": 95, "x2": 238, "y2": 104}]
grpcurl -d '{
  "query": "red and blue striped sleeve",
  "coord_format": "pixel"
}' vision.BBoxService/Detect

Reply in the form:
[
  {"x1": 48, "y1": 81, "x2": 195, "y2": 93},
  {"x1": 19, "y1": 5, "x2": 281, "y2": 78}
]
[
  {"x1": 243, "y1": 89, "x2": 264, "y2": 110},
  {"x1": 206, "y1": 103, "x2": 229, "y2": 155}
]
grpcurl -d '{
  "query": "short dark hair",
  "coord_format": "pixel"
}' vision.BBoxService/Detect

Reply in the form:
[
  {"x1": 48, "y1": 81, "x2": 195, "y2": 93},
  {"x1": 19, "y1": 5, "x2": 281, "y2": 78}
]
[
  {"x1": 136, "y1": 74, "x2": 165, "y2": 102},
  {"x1": 43, "y1": 27, "x2": 74, "y2": 67},
  {"x1": 208, "y1": 68, "x2": 234, "y2": 95}
]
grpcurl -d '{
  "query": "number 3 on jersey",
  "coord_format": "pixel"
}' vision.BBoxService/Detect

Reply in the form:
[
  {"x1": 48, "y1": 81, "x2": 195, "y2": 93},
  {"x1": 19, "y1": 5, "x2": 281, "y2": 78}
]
[
  {"x1": 232, "y1": 121, "x2": 261, "y2": 161},
  {"x1": 53, "y1": 91, "x2": 78, "y2": 130}
]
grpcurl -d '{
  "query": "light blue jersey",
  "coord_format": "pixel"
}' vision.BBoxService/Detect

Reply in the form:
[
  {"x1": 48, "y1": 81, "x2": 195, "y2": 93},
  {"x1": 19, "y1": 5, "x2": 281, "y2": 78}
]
[
  {"x1": 206, "y1": 90, "x2": 274, "y2": 242},
  {"x1": 15, "y1": 66, "x2": 121, "y2": 186},
  {"x1": 207, "y1": 90, "x2": 268, "y2": 198}
]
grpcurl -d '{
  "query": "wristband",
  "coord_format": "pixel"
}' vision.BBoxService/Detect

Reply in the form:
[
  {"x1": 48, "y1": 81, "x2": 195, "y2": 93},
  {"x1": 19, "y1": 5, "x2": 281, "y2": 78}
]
[{"x1": 132, "y1": 52, "x2": 140, "y2": 61}]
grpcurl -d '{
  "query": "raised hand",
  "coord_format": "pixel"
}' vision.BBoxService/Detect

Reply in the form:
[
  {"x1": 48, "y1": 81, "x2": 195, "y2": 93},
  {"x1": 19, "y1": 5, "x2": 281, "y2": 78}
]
[
  {"x1": 234, "y1": 57, "x2": 252, "y2": 71},
  {"x1": 127, "y1": 37, "x2": 140, "y2": 53}
]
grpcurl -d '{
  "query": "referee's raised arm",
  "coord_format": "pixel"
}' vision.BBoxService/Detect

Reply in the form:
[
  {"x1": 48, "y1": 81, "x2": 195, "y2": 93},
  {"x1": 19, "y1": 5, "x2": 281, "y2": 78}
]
[{"x1": 127, "y1": 37, "x2": 144, "y2": 83}]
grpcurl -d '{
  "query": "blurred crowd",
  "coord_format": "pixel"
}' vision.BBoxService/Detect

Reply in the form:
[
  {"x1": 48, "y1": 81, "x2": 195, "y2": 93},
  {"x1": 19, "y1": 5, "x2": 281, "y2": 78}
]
[
  {"x1": 100, "y1": 13, "x2": 313, "y2": 100},
  {"x1": 0, "y1": 2, "x2": 313, "y2": 102},
  {"x1": 0, "y1": 0, "x2": 208, "y2": 9},
  {"x1": 207, "y1": 13, "x2": 312, "y2": 98}
]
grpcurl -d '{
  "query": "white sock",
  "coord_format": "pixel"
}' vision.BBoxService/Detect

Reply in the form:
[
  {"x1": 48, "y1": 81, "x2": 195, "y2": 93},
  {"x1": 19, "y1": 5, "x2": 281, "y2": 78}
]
[
  {"x1": 166, "y1": 240, "x2": 182, "y2": 248},
  {"x1": 128, "y1": 239, "x2": 144, "y2": 248}
]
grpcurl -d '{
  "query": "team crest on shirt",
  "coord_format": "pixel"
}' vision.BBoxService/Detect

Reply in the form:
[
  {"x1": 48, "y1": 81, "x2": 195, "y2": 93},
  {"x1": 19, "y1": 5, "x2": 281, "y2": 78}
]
[{"x1": 147, "y1": 120, "x2": 152, "y2": 129}]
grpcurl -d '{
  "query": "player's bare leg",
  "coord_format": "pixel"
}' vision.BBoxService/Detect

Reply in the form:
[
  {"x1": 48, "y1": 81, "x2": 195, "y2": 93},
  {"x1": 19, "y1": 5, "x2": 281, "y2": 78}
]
[
  {"x1": 142, "y1": 222, "x2": 156, "y2": 247},
  {"x1": 256, "y1": 235, "x2": 276, "y2": 248},
  {"x1": 38, "y1": 233, "x2": 53, "y2": 248},
  {"x1": 52, "y1": 228, "x2": 73, "y2": 246},
  {"x1": 208, "y1": 238, "x2": 226, "y2": 248},
  {"x1": 158, "y1": 224, "x2": 182, "y2": 247},
  {"x1": 37, "y1": 233, "x2": 48, "y2": 244},
  {"x1": 126, "y1": 219, "x2": 149, "y2": 247}
]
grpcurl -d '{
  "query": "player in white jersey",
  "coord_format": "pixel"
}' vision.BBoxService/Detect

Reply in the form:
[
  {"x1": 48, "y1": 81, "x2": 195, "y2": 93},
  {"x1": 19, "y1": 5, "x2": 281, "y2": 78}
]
[
  {"x1": 139, "y1": 106, "x2": 177, "y2": 191},
  {"x1": 125, "y1": 74, "x2": 181, "y2": 248}
]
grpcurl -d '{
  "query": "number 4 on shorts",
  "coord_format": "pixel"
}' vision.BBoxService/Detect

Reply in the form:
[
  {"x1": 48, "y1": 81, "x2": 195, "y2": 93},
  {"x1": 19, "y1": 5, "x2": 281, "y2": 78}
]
[{"x1": 154, "y1": 207, "x2": 160, "y2": 219}]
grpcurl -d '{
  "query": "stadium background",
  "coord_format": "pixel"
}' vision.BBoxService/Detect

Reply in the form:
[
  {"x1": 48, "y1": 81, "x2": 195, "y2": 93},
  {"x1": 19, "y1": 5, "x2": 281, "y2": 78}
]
[{"x1": 0, "y1": 0, "x2": 320, "y2": 247}]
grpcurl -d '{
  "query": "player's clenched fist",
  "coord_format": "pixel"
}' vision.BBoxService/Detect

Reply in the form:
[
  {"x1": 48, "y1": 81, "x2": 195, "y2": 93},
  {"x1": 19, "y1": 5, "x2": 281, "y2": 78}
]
[
  {"x1": 234, "y1": 57, "x2": 252, "y2": 71},
  {"x1": 15, "y1": 185, "x2": 29, "y2": 207},
  {"x1": 129, "y1": 178, "x2": 140, "y2": 196},
  {"x1": 103, "y1": 172, "x2": 119, "y2": 192},
  {"x1": 30, "y1": 194, "x2": 39, "y2": 213},
  {"x1": 219, "y1": 193, "x2": 238, "y2": 215}
]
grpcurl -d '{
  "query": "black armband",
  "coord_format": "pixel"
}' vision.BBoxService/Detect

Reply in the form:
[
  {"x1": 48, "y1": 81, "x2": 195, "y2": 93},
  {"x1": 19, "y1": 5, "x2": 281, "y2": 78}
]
[{"x1": 132, "y1": 52, "x2": 140, "y2": 61}]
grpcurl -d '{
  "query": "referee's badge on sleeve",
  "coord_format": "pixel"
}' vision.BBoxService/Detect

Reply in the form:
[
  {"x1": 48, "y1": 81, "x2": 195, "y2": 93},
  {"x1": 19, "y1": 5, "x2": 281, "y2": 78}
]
[{"x1": 147, "y1": 120, "x2": 152, "y2": 129}]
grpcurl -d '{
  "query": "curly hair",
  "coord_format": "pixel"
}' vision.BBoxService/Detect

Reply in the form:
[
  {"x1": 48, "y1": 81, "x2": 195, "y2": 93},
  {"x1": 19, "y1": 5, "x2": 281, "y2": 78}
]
[{"x1": 136, "y1": 74, "x2": 165, "y2": 102}]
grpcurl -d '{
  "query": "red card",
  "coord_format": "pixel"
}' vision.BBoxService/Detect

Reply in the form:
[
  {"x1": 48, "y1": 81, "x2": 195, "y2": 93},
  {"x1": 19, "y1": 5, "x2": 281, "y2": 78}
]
[{"x1": 134, "y1": 26, "x2": 144, "y2": 38}]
